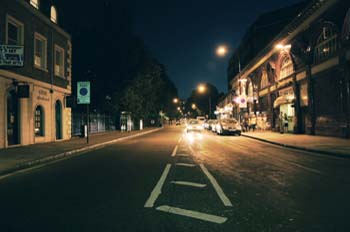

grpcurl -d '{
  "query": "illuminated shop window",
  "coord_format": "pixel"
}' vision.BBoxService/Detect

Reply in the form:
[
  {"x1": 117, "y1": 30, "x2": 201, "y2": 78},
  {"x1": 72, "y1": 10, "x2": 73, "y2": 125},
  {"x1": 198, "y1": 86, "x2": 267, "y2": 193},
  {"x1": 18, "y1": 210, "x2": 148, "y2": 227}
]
[
  {"x1": 35, "y1": 106, "x2": 44, "y2": 136},
  {"x1": 279, "y1": 57, "x2": 294, "y2": 80},
  {"x1": 30, "y1": 0, "x2": 39, "y2": 9},
  {"x1": 51, "y1": 6, "x2": 57, "y2": 23},
  {"x1": 314, "y1": 25, "x2": 338, "y2": 63}
]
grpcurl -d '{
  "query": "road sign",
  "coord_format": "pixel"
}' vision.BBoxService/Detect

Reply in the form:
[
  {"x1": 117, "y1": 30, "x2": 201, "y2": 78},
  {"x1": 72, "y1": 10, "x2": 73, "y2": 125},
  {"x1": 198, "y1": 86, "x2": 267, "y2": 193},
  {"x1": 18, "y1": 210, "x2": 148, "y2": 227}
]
[
  {"x1": 77, "y1": 81, "x2": 90, "y2": 104},
  {"x1": 0, "y1": 45, "x2": 24, "y2": 67}
]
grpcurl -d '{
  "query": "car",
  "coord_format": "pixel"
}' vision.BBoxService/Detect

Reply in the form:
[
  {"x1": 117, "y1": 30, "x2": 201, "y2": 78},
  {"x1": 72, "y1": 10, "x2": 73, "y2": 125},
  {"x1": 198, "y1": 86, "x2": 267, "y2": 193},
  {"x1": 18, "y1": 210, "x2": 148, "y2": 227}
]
[
  {"x1": 216, "y1": 118, "x2": 242, "y2": 135},
  {"x1": 196, "y1": 116, "x2": 206, "y2": 127},
  {"x1": 210, "y1": 120, "x2": 218, "y2": 132},
  {"x1": 186, "y1": 119, "x2": 204, "y2": 133},
  {"x1": 175, "y1": 120, "x2": 181, "y2": 125}
]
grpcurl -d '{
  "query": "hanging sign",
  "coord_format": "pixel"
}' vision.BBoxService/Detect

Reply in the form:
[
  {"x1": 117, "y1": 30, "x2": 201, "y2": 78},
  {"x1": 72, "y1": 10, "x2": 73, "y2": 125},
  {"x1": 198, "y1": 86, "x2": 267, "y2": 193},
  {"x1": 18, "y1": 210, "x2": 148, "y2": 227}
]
[
  {"x1": 77, "y1": 81, "x2": 90, "y2": 104},
  {"x1": 0, "y1": 45, "x2": 24, "y2": 66}
]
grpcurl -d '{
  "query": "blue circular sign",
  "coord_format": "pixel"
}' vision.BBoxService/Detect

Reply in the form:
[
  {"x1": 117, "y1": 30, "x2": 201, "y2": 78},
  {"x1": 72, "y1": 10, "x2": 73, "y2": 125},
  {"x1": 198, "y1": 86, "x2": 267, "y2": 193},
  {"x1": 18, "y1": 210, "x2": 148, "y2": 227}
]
[{"x1": 80, "y1": 87, "x2": 88, "y2": 96}]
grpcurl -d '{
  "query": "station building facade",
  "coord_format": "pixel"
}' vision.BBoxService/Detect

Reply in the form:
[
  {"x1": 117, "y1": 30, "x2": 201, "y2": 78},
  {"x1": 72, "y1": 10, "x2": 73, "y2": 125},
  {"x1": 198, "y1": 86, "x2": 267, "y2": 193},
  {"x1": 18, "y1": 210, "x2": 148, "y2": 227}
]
[
  {"x1": 0, "y1": 0, "x2": 72, "y2": 148},
  {"x1": 226, "y1": 0, "x2": 350, "y2": 138}
]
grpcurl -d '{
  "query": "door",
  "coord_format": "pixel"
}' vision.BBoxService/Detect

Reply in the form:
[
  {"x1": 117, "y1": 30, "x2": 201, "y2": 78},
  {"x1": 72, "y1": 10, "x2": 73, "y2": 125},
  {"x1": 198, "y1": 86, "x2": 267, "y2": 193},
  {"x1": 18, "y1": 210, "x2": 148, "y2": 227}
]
[
  {"x1": 7, "y1": 89, "x2": 19, "y2": 145},
  {"x1": 55, "y1": 100, "x2": 62, "y2": 140}
]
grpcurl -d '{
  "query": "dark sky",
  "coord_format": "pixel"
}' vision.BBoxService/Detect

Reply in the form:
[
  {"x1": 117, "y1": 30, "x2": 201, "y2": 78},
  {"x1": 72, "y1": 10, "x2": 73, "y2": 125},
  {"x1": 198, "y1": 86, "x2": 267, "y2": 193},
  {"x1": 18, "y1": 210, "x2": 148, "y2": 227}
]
[{"x1": 125, "y1": 0, "x2": 304, "y2": 98}]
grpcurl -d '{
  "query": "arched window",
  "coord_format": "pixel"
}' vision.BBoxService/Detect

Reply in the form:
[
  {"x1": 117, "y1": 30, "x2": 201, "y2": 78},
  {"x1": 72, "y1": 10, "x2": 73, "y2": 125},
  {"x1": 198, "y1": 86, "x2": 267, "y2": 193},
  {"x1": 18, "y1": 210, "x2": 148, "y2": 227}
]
[
  {"x1": 314, "y1": 24, "x2": 338, "y2": 63},
  {"x1": 35, "y1": 105, "x2": 44, "y2": 136},
  {"x1": 260, "y1": 70, "x2": 269, "y2": 89},
  {"x1": 279, "y1": 56, "x2": 294, "y2": 80},
  {"x1": 50, "y1": 6, "x2": 58, "y2": 23},
  {"x1": 30, "y1": 0, "x2": 39, "y2": 9},
  {"x1": 342, "y1": 9, "x2": 350, "y2": 41}
]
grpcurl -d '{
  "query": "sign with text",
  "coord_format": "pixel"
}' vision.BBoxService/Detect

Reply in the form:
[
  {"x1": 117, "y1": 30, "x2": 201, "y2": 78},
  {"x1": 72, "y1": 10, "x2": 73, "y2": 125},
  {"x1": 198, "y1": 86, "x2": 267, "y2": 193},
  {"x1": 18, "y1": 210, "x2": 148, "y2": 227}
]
[
  {"x1": 77, "y1": 81, "x2": 90, "y2": 104},
  {"x1": 0, "y1": 45, "x2": 24, "y2": 67}
]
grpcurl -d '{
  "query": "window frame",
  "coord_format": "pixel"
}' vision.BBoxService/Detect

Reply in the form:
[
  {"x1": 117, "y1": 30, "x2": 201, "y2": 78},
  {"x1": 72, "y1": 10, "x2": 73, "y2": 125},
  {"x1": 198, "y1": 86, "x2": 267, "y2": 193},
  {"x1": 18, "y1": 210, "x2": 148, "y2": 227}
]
[
  {"x1": 279, "y1": 56, "x2": 294, "y2": 80},
  {"x1": 30, "y1": 0, "x2": 40, "y2": 9},
  {"x1": 33, "y1": 32, "x2": 48, "y2": 71},
  {"x1": 50, "y1": 6, "x2": 58, "y2": 23},
  {"x1": 6, "y1": 15, "x2": 24, "y2": 46},
  {"x1": 314, "y1": 25, "x2": 339, "y2": 63},
  {"x1": 34, "y1": 105, "x2": 44, "y2": 137},
  {"x1": 54, "y1": 45, "x2": 65, "y2": 78}
]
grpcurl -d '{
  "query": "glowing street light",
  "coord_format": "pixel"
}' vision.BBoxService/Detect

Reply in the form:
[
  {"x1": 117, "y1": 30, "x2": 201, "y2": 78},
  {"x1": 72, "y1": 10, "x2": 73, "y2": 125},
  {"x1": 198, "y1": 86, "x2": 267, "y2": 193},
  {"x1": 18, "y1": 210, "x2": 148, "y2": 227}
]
[
  {"x1": 191, "y1": 104, "x2": 197, "y2": 110},
  {"x1": 216, "y1": 45, "x2": 228, "y2": 57},
  {"x1": 198, "y1": 84, "x2": 206, "y2": 93},
  {"x1": 275, "y1": 44, "x2": 291, "y2": 51},
  {"x1": 173, "y1": 98, "x2": 179, "y2": 104}
]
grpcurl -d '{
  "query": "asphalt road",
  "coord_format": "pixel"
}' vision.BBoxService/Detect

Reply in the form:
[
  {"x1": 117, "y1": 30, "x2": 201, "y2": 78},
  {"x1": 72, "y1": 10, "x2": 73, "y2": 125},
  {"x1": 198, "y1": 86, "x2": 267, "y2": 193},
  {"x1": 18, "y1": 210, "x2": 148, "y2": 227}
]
[{"x1": 0, "y1": 127, "x2": 350, "y2": 232}]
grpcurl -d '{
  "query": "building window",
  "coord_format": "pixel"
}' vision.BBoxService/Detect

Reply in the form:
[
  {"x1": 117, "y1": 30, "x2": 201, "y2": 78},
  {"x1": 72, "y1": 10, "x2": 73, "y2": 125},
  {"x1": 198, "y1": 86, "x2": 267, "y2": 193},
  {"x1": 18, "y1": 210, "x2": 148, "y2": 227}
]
[
  {"x1": 314, "y1": 25, "x2": 338, "y2": 63},
  {"x1": 260, "y1": 70, "x2": 269, "y2": 89},
  {"x1": 30, "y1": 0, "x2": 39, "y2": 9},
  {"x1": 6, "y1": 15, "x2": 24, "y2": 45},
  {"x1": 51, "y1": 6, "x2": 57, "y2": 23},
  {"x1": 34, "y1": 33, "x2": 47, "y2": 70},
  {"x1": 279, "y1": 56, "x2": 294, "y2": 80},
  {"x1": 35, "y1": 106, "x2": 44, "y2": 136},
  {"x1": 55, "y1": 45, "x2": 65, "y2": 77},
  {"x1": 342, "y1": 9, "x2": 350, "y2": 41}
]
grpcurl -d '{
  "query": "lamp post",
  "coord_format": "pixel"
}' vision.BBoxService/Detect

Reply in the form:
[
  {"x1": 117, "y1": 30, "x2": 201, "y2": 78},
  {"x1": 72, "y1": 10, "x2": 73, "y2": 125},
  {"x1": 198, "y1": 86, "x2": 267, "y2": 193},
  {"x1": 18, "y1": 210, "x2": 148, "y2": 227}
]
[{"x1": 197, "y1": 84, "x2": 212, "y2": 119}]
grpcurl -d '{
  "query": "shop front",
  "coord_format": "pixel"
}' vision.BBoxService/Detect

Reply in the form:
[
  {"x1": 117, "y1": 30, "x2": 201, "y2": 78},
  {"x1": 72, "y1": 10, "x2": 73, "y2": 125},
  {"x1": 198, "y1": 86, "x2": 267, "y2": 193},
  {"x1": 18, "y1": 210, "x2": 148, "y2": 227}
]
[{"x1": 273, "y1": 87, "x2": 296, "y2": 133}]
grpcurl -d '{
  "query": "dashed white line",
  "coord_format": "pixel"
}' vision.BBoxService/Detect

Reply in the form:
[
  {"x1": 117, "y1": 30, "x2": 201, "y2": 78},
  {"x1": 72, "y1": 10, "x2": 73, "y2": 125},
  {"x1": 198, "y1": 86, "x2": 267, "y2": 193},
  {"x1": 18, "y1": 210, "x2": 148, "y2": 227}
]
[
  {"x1": 171, "y1": 145, "x2": 179, "y2": 157},
  {"x1": 175, "y1": 163, "x2": 196, "y2": 167},
  {"x1": 156, "y1": 205, "x2": 227, "y2": 224},
  {"x1": 200, "y1": 164, "x2": 233, "y2": 207},
  {"x1": 144, "y1": 164, "x2": 172, "y2": 208},
  {"x1": 171, "y1": 181, "x2": 207, "y2": 188}
]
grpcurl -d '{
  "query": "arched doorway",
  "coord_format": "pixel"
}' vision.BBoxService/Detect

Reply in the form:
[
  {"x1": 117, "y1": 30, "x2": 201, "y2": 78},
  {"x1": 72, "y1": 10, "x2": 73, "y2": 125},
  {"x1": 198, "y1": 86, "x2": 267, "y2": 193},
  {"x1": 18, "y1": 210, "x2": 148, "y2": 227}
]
[
  {"x1": 55, "y1": 100, "x2": 62, "y2": 140},
  {"x1": 7, "y1": 89, "x2": 19, "y2": 145}
]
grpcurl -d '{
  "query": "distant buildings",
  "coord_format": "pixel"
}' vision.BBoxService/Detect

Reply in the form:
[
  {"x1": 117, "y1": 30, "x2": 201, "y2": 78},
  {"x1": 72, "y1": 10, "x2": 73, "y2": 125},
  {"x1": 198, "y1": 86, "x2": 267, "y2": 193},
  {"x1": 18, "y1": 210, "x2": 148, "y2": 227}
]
[
  {"x1": 220, "y1": 0, "x2": 350, "y2": 138},
  {"x1": 0, "y1": 0, "x2": 72, "y2": 148}
]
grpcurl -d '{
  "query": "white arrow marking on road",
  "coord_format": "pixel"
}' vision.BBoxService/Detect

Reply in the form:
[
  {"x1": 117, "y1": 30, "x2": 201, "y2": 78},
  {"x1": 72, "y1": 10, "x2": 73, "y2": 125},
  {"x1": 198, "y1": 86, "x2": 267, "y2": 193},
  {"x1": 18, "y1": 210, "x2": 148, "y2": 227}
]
[
  {"x1": 156, "y1": 205, "x2": 227, "y2": 224},
  {"x1": 171, "y1": 145, "x2": 178, "y2": 157},
  {"x1": 144, "y1": 164, "x2": 172, "y2": 208},
  {"x1": 200, "y1": 164, "x2": 233, "y2": 207},
  {"x1": 171, "y1": 181, "x2": 207, "y2": 188},
  {"x1": 175, "y1": 163, "x2": 195, "y2": 167}
]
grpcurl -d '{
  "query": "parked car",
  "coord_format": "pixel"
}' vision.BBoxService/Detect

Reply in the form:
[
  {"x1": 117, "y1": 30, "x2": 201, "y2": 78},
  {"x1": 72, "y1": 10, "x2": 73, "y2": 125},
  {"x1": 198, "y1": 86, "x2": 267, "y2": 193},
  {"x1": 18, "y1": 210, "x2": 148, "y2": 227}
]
[
  {"x1": 210, "y1": 120, "x2": 218, "y2": 132},
  {"x1": 186, "y1": 119, "x2": 204, "y2": 133},
  {"x1": 196, "y1": 116, "x2": 206, "y2": 126},
  {"x1": 216, "y1": 118, "x2": 242, "y2": 135}
]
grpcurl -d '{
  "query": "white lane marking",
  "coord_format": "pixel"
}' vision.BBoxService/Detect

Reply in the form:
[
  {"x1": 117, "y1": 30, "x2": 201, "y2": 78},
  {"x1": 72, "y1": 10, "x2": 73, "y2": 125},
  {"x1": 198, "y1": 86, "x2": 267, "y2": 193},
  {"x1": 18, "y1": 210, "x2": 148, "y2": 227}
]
[
  {"x1": 171, "y1": 145, "x2": 179, "y2": 157},
  {"x1": 177, "y1": 154, "x2": 189, "y2": 157},
  {"x1": 156, "y1": 205, "x2": 227, "y2": 224},
  {"x1": 200, "y1": 164, "x2": 233, "y2": 207},
  {"x1": 144, "y1": 164, "x2": 172, "y2": 208},
  {"x1": 171, "y1": 181, "x2": 207, "y2": 188},
  {"x1": 175, "y1": 163, "x2": 195, "y2": 167}
]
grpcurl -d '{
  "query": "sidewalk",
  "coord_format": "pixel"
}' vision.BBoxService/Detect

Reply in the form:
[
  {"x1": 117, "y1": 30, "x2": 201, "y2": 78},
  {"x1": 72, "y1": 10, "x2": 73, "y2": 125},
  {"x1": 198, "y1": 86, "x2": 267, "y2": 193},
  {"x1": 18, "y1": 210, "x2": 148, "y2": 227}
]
[
  {"x1": 242, "y1": 131, "x2": 350, "y2": 158},
  {"x1": 0, "y1": 128, "x2": 162, "y2": 177}
]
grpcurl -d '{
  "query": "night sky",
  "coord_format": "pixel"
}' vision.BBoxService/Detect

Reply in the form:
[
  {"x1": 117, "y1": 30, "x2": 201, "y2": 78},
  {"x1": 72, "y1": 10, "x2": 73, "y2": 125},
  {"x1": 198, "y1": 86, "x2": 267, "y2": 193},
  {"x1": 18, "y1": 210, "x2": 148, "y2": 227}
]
[{"x1": 125, "y1": 0, "x2": 304, "y2": 98}]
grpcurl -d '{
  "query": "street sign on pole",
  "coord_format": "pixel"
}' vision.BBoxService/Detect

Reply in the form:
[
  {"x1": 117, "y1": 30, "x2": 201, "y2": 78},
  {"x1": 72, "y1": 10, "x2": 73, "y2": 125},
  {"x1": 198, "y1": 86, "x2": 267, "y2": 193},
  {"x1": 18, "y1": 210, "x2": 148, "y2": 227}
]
[{"x1": 77, "y1": 81, "x2": 90, "y2": 104}]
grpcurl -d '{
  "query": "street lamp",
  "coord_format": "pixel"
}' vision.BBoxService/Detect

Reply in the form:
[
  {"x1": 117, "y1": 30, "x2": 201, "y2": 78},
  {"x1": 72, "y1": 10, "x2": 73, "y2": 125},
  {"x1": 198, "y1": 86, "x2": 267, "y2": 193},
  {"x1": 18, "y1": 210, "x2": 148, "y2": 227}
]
[
  {"x1": 216, "y1": 45, "x2": 228, "y2": 57},
  {"x1": 173, "y1": 98, "x2": 179, "y2": 104},
  {"x1": 197, "y1": 83, "x2": 212, "y2": 119},
  {"x1": 191, "y1": 103, "x2": 197, "y2": 110}
]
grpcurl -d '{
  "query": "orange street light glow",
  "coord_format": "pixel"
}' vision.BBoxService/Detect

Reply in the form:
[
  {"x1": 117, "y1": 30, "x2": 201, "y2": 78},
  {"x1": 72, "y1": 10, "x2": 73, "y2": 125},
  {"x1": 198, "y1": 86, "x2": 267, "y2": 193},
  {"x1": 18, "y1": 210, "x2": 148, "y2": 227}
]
[
  {"x1": 216, "y1": 45, "x2": 228, "y2": 57},
  {"x1": 198, "y1": 84, "x2": 206, "y2": 93},
  {"x1": 173, "y1": 98, "x2": 179, "y2": 103}
]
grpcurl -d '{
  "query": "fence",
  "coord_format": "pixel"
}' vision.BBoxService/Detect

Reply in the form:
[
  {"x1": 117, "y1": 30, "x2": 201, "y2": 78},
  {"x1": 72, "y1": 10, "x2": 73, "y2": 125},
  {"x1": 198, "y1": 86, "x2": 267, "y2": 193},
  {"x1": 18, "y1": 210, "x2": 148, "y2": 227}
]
[{"x1": 71, "y1": 112, "x2": 116, "y2": 136}]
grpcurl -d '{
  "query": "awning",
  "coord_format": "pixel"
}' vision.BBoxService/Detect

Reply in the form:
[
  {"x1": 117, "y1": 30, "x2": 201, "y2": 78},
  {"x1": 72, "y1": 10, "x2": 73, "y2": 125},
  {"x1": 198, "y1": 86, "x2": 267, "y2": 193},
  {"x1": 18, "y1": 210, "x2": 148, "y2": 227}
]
[{"x1": 273, "y1": 95, "x2": 294, "y2": 108}]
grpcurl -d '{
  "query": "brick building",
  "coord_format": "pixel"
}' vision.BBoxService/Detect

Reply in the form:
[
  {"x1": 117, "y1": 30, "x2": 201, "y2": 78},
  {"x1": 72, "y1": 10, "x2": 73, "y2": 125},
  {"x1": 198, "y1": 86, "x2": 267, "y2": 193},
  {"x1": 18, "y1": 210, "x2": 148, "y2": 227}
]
[
  {"x1": 0, "y1": 0, "x2": 72, "y2": 148},
  {"x1": 225, "y1": 0, "x2": 350, "y2": 138}
]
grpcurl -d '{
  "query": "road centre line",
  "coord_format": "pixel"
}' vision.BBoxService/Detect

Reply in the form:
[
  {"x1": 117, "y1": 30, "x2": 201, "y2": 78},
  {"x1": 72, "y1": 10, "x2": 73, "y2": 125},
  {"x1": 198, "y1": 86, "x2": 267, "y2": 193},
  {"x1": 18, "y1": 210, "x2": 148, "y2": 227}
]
[
  {"x1": 200, "y1": 164, "x2": 233, "y2": 207},
  {"x1": 171, "y1": 181, "x2": 207, "y2": 188},
  {"x1": 156, "y1": 205, "x2": 227, "y2": 224},
  {"x1": 175, "y1": 163, "x2": 196, "y2": 167},
  {"x1": 171, "y1": 145, "x2": 178, "y2": 157},
  {"x1": 144, "y1": 164, "x2": 172, "y2": 208}
]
